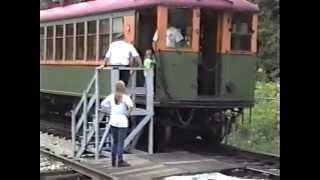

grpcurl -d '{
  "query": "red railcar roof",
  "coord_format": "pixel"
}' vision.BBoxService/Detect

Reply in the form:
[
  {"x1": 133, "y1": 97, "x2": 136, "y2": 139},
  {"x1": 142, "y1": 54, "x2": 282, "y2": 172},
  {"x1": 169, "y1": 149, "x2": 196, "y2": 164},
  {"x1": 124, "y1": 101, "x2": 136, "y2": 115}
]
[{"x1": 40, "y1": 0, "x2": 259, "y2": 22}]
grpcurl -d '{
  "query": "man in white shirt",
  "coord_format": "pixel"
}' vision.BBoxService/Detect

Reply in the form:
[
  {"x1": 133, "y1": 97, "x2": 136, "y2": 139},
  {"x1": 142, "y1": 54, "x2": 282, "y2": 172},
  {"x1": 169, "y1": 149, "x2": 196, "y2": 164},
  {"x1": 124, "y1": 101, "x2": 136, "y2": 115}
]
[
  {"x1": 98, "y1": 33, "x2": 141, "y2": 85},
  {"x1": 152, "y1": 26, "x2": 184, "y2": 48}
]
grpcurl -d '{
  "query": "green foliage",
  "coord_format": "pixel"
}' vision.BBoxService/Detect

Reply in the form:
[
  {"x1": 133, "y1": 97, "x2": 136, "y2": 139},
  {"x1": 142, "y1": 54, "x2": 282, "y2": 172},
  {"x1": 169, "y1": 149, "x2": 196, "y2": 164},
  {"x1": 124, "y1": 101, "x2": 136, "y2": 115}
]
[
  {"x1": 249, "y1": 0, "x2": 279, "y2": 81},
  {"x1": 256, "y1": 69, "x2": 268, "y2": 82},
  {"x1": 227, "y1": 1, "x2": 280, "y2": 153},
  {"x1": 228, "y1": 82, "x2": 279, "y2": 155},
  {"x1": 257, "y1": 0, "x2": 280, "y2": 81}
]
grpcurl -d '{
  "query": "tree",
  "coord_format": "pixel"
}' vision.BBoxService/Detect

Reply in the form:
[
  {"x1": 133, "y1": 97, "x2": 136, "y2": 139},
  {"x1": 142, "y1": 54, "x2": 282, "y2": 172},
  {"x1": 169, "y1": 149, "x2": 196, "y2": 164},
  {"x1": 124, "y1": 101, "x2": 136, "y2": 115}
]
[{"x1": 256, "y1": 0, "x2": 280, "y2": 81}]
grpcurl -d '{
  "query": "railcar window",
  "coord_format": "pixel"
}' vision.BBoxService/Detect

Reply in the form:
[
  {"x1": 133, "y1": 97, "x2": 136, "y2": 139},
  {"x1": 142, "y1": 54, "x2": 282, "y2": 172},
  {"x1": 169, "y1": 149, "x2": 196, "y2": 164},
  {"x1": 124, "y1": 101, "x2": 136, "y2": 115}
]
[
  {"x1": 231, "y1": 14, "x2": 252, "y2": 52},
  {"x1": 46, "y1": 26, "x2": 54, "y2": 60},
  {"x1": 112, "y1": 17, "x2": 123, "y2": 41},
  {"x1": 76, "y1": 22, "x2": 84, "y2": 60},
  {"x1": 99, "y1": 19, "x2": 110, "y2": 59},
  {"x1": 40, "y1": 27, "x2": 44, "y2": 60},
  {"x1": 65, "y1": 24, "x2": 74, "y2": 60},
  {"x1": 55, "y1": 25, "x2": 63, "y2": 60},
  {"x1": 41, "y1": 14, "x2": 129, "y2": 63},
  {"x1": 87, "y1": 21, "x2": 96, "y2": 60},
  {"x1": 166, "y1": 8, "x2": 193, "y2": 48}
]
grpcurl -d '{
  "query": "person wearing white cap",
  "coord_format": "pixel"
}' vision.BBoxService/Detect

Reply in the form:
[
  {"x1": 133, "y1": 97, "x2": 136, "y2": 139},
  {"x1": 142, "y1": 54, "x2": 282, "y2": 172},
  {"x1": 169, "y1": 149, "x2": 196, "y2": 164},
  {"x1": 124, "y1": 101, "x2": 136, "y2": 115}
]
[{"x1": 98, "y1": 33, "x2": 141, "y2": 85}]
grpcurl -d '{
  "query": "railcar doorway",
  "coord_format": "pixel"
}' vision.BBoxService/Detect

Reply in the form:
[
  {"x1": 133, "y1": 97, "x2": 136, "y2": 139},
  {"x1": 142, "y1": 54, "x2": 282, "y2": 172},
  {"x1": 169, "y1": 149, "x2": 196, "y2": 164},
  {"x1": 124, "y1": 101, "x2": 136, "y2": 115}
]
[
  {"x1": 136, "y1": 8, "x2": 157, "y2": 88},
  {"x1": 136, "y1": 8, "x2": 157, "y2": 56},
  {"x1": 198, "y1": 10, "x2": 218, "y2": 97}
]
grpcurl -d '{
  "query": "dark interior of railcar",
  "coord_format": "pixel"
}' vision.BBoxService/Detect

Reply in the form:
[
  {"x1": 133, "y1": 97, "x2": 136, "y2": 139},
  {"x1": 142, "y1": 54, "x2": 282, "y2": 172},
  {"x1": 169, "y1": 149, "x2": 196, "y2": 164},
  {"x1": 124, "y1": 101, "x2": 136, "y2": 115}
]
[
  {"x1": 136, "y1": 8, "x2": 157, "y2": 87},
  {"x1": 198, "y1": 10, "x2": 218, "y2": 97},
  {"x1": 136, "y1": 8, "x2": 157, "y2": 56}
]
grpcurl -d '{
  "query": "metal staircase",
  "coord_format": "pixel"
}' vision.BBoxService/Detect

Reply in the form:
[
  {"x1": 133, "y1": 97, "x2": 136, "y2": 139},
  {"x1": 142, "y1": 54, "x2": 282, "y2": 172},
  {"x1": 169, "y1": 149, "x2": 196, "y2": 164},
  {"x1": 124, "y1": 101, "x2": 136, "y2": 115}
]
[{"x1": 71, "y1": 67, "x2": 154, "y2": 159}]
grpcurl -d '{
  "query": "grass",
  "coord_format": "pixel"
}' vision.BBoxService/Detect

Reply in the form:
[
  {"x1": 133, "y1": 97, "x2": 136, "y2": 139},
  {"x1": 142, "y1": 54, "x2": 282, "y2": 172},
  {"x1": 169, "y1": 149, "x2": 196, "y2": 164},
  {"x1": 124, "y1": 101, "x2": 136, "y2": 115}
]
[{"x1": 227, "y1": 81, "x2": 280, "y2": 155}]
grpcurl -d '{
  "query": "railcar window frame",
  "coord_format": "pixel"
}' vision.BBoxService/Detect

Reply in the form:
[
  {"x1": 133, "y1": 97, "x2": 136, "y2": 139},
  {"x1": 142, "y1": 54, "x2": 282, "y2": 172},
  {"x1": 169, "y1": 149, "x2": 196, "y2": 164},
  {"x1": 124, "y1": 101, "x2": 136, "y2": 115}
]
[
  {"x1": 99, "y1": 18, "x2": 111, "y2": 60},
  {"x1": 166, "y1": 8, "x2": 193, "y2": 49},
  {"x1": 65, "y1": 23, "x2": 74, "y2": 60},
  {"x1": 46, "y1": 26, "x2": 54, "y2": 60},
  {"x1": 40, "y1": 10, "x2": 135, "y2": 65},
  {"x1": 155, "y1": 6, "x2": 200, "y2": 52},
  {"x1": 87, "y1": 20, "x2": 97, "y2": 61},
  {"x1": 229, "y1": 13, "x2": 258, "y2": 55},
  {"x1": 40, "y1": 27, "x2": 45, "y2": 60},
  {"x1": 75, "y1": 22, "x2": 85, "y2": 60},
  {"x1": 55, "y1": 24, "x2": 64, "y2": 61}
]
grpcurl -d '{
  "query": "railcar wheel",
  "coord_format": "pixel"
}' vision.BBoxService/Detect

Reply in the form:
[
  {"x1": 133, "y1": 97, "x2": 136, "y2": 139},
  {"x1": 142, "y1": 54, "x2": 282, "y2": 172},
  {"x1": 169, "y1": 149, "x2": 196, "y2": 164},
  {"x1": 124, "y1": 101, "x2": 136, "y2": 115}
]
[
  {"x1": 201, "y1": 128, "x2": 223, "y2": 145},
  {"x1": 157, "y1": 123, "x2": 172, "y2": 151},
  {"x1": 40, "y1": 104, "x2": 47, "y2": 116},
  {"x1": 163, "y1": 124, "x2": 172, "y2": 146},
  {"x1": 40, "y1": 97, "x2": 49, "y2": 116}
]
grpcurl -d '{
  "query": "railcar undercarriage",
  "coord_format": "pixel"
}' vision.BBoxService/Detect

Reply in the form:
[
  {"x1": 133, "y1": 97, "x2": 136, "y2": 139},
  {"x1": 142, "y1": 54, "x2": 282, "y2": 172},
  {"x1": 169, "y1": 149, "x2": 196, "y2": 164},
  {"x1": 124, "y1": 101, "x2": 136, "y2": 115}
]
[{"x1": 41, "y1": 93, "x2": 246, "y2": 151}]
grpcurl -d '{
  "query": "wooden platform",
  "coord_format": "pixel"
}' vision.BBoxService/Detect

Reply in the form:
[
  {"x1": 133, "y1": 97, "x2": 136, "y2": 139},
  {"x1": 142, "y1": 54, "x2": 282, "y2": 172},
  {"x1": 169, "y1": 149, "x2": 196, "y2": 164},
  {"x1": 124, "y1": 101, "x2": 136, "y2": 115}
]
[{"x1": 79, "y1": 151, "x2": 242, "y2": 180}]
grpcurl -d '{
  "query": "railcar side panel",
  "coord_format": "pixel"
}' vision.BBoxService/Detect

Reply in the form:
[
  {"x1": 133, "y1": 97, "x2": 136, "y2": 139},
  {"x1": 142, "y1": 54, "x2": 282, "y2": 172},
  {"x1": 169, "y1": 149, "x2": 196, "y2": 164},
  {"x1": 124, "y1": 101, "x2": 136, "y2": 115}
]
[
  {"x1": 40, "y1": 65, "x2": 110, "y2": 96},
  {"x1": 155, "y1": 51, "x2": 198, "y2": 101},
  {"x1": 40, "y1": 55, "x2": 256, "y2": 104},
  {"x1": 218, "y1": 54, "x2": 256, "y2": 101}
]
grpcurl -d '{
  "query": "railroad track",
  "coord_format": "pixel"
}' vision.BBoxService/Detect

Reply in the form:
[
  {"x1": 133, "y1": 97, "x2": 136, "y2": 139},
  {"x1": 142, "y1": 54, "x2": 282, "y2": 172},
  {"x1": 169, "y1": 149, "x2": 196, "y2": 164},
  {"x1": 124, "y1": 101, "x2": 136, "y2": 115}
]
[
  {"x1": 160, "y1": 140, "x2": 280, "y2": 178},
  {"x1": 41, "y1": 146, "x2": 279, "y2": 180},
  {"x1": 40, "y1": 148, "x2": 111, "y2": 180},
  {"x1": 40, "y1": 171, "x2": 88, "y2": 180},
  {"x1": 40, "y1": 116, "x2": 71, "y2": 138},
  {"x1": 40, "y1": 118, "x2": 279, "y2": 179},
  {"x1": 216, "y1": 144, "x2": 279, "y2": 176}
]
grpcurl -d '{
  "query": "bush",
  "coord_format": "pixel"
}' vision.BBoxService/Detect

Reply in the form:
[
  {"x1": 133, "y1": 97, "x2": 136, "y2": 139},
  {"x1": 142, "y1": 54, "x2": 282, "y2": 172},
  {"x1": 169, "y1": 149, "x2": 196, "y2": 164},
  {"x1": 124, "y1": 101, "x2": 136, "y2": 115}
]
[
  {"x1": 227, "y1": 81, "x2": 279, "y2": 155},
  {"x1": 248, "y1": 0, "x2": 280, "y2": 81}
]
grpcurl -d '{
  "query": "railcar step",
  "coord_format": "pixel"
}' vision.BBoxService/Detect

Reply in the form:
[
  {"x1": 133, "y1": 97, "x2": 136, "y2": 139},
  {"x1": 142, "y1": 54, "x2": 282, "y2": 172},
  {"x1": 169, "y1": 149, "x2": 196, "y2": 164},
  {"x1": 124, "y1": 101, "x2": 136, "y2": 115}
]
[
  {"x1": 97, "y1": 108, "x2": 148, "y2": 116},
  {"x1": 127, "y1": 87, "x2": 146, "y2": 95},
  {"x1": 88, "y1": 121, "x2": 109, "y2": 124},
  {"x1": 131, "y1": 108, "x2": 148, "y2": 116}
]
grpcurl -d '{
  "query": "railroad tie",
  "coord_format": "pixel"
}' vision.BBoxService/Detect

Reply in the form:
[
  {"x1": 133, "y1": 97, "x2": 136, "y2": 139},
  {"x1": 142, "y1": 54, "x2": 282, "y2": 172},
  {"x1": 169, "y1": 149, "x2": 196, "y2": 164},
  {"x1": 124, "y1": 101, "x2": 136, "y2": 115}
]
[{"x1": 110, "y1": 164, "x2": 165, "y2": 176}]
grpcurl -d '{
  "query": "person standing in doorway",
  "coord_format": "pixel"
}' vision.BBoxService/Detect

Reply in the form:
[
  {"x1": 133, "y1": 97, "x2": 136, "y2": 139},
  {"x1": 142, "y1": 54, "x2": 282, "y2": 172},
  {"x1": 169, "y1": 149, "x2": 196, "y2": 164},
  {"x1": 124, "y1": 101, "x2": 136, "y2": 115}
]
[
  {"x1": 98, "y1": 33, "x2": 141, "y2": 85},
  {"x1": 101, "y1": 80, "x2": 134, "y2": 167}
]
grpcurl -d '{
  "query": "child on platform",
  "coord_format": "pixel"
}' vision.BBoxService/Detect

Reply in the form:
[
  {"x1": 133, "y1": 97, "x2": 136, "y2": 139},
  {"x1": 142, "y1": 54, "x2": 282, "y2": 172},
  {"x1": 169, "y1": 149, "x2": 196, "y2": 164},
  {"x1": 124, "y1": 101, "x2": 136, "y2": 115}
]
[{"x1": 143, "y1": 49, "x2": 156, "y2": 86}]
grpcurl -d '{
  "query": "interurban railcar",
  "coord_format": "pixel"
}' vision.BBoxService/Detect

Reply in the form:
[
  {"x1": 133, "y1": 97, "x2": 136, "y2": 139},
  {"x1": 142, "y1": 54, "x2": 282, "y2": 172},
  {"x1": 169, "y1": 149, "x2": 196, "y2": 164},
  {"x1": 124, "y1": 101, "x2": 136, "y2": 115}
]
[{"x1": 40, "y1": 0, "x2": 259, "y2": 147}]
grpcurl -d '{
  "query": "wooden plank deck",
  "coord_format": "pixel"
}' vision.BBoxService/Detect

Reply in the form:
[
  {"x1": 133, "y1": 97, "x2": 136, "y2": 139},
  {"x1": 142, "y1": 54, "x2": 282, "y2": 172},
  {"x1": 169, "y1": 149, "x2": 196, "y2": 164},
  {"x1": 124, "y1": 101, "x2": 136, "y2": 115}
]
[{"x1": 79, "y1": 151, "x2": 242, "y2": 180}]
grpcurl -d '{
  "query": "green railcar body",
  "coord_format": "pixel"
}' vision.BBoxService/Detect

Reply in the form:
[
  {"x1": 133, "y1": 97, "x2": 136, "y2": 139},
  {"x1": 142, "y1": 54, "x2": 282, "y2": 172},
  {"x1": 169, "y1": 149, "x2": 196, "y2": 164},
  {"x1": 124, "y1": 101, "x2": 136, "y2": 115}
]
[
  {"x1": 40, "y1": 52, "x2": 256, "y2": 105},
  {"x1": 40, "y1": 0, "x2": 259, "y2": 145}
]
